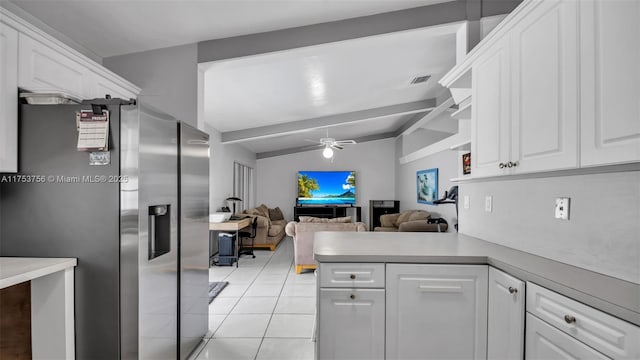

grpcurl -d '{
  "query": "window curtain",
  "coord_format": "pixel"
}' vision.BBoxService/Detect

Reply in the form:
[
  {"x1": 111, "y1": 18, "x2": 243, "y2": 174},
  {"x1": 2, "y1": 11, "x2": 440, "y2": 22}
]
[{"x1": 233, "y1": 162, "x2": 254, "y2": 212}]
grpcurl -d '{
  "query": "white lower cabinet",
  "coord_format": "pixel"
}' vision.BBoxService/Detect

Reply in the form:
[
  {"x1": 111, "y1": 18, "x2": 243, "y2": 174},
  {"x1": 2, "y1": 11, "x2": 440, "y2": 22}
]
[
  {"x1": 526, "y1": 282, "x2": 640, "y2": 359},
  {"x1": 318, "y1": 288, "x2": 385, "y2": 360},
  {"x1": 487, "y1": 267, "x2": 525, "y2": 359},
  {"x1": 525, "y1": 313, "x2": 610, "y2": 359},
  {"x1": 385, "y1": 264, "x2": 488, "y2": 360}
]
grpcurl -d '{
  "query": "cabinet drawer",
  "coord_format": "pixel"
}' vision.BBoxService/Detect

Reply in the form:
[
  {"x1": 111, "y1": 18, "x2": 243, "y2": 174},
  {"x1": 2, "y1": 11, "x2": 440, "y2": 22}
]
[
  {"x1": 319, "y1": 263, "x2": 385, "y2": 288},
  {"x1": 526, "y1": 313, "x2": 610, "y2": 359},
  {"x1": 527, "y1": 282, "x2": 640, "y2": 359}
]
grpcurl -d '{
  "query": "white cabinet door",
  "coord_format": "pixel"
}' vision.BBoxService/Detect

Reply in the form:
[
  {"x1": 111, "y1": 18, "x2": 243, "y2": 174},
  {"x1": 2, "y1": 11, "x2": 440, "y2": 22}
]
[
  {"x1": 525, "y1": 313, "x2": 611, "y2": 360},
  {"x1": 317, "y1": 288, "x2": 385, "y2": 360},
  {"x1": 18, "y1": 33, "x2": 88, "y2": 99},
  {"x1": 580, "y1": 0, "x2": 640, "y2": 166},
  {"x1": 471, "y1": 38, "x2": 511, "y2": 178},
  {"x1": 87, "y1": 71, "x2": 137, "y2": 101},
  {"x1": 0, "y1": 23, "x2": 18, "y2": 173},
  {"x1": 487, "y1": 267, "x2": 525, "y2": 360},
  {"x1": 386, "y1": 264, "x2": 488, "y2": 360},
  {"x1": 510, "y1": 0, "x2": 579, "y2": 173}
]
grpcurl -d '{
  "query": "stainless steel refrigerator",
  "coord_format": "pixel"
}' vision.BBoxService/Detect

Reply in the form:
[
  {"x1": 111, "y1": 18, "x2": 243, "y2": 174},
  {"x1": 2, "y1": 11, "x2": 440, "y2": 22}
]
[{"x1": 0, "y1": 99, "x2": 209, "y2": 359}]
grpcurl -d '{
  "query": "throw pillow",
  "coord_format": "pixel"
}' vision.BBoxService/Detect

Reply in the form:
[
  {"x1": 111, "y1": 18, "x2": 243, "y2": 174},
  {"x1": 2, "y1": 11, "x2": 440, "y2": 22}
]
[
  {"x1": 408, "y1": 211, "x2": 430, "y2": 221},
  {"x1": 328, "y1": 216, "x2": 353, "y2": 223},
  {"x1": 298, "y1": 216, "x2": 321, "y2": 223},
  {"x1": 395, "y1": 211, "x2": 414, "y2": 226},
  {"x1": 256, "y1": 204, "x2": 270, "y2": 219},
  {"x1": 269, "y1": 207, "x2": 285, "y2": 221}
]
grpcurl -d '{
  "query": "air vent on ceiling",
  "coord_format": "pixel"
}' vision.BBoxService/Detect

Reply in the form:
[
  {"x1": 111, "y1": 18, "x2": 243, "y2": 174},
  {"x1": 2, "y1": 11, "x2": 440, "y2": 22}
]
[{"x1": 410, "y1": 75, "x2": 431, "y2": 84}]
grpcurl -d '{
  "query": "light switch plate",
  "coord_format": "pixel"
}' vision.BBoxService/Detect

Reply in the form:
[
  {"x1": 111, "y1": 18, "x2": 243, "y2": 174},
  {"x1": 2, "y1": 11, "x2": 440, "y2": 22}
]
[
  {"x1": 555, "y1": 197, "x2": 570, "y2": 220},
  {"x1": 463, "y1": 195, "x2": 470, "y2": 209},
  {"x1": 485, "y1": 196, "x2": 492, "y2": 212}
]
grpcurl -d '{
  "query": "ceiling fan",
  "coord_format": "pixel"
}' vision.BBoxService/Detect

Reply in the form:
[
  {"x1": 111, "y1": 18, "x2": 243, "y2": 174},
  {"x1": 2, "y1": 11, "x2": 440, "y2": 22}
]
[{"x1": 305, "y1": 130, "x2": 357, "y2": 159}]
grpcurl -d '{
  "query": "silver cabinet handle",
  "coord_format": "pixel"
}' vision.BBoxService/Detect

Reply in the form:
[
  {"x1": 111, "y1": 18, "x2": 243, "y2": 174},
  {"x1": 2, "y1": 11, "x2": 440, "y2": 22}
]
[
  {"x1": 508, "y1": 287, "x2": 517, "y2": 294},
  {"x1": 350, "y1": 274, "x2": 356, "y2": 280},
  {"x1": 564, "y1": 315, "x2": 576, "y2": 324},
  {"x1": 350, "y1": 294, "x2": 356, "y2": 300},
  {"x1": 499, "y1": 163, "x2": 506, "y2": 169}
]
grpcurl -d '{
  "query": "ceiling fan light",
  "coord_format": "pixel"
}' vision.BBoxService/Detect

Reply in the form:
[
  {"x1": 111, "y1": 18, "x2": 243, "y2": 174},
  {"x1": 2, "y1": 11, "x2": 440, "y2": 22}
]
[{"x1": 322, "y1": 146, "x2": 334, "y2": 159}]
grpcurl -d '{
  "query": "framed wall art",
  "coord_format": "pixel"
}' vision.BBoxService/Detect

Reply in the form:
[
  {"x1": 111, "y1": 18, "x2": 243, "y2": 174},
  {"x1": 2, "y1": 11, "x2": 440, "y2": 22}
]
[{"x1": 417, "y1": 168, "x2": 438, "y2": 205}]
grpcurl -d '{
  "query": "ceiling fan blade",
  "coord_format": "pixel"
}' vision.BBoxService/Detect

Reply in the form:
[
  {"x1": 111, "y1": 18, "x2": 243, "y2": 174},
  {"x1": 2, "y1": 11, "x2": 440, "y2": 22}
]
[
  {"x1": 331, "y1": 144, "x2": 344, "y2": 150},
  {"x1": 335, "y1": 140, "x2": 357, "y2": 145},
  {"x1": 304, "y1": 139, "x2": 321, "y2": 144}
]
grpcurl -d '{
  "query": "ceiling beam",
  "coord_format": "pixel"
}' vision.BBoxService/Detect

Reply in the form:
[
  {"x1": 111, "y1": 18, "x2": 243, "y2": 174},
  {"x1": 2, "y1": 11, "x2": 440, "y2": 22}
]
[
  {"x1": 221, "y1": 99, "x2": 436, "y2": 144},
  {"x1": 198, "y1": 1, "x2": 467, "y2": 63},
  {"x1": 256, "y1": 132, "x2": 397, "y2": 159}
]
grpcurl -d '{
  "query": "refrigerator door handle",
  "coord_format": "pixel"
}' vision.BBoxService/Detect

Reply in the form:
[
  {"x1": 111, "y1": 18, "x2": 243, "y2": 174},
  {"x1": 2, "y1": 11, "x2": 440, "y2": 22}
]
[{"x1": 148, "y1": 205, "x2": 170, "y2": 260}]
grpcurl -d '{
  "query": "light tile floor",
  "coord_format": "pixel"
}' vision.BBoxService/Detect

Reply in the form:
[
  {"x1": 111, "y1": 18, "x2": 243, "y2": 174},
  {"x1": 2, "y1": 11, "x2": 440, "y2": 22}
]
[{"x1": 192, "y1": 237, "x2": 316, "y2": 360}]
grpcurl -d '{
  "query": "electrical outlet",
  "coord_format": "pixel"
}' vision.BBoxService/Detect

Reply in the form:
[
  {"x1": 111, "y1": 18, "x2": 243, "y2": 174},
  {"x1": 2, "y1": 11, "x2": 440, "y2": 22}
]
[
  {"x1": 555, "y1": 197, "x2": 570, "y2": 220},
  {"x1": 463, "y1": 195, "x2": 470, "y2": 209},
  {"x1": 485, "y1": 196, "x2": 492, "y2": 212}
]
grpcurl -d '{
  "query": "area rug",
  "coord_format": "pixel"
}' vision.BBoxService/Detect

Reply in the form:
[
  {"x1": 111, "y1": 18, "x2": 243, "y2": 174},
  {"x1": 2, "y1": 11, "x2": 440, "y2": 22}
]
[{"x1": 208, "y1": 281, "x2": 229, "y2": 304}]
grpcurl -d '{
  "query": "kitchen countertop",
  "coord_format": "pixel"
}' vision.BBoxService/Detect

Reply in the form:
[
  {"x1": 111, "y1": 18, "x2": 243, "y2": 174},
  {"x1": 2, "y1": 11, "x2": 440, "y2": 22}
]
[
  {"x1": 0, "y1": 257, "x2": 77, "y2": 289},
  {"x1": 314, "y1": 232, "x2": 640, "y2": 326}
]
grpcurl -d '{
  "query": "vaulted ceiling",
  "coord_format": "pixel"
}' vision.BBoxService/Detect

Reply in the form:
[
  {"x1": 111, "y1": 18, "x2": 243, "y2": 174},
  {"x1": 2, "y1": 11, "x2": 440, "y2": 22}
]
[{"x1": 7, "y1": 0, "x2": 490, "y2": 158}]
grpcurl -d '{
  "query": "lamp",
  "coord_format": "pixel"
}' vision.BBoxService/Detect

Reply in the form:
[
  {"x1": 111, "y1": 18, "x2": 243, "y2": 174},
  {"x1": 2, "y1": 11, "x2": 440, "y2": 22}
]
[
  {"x1": 225, "y1": 196, "x2": 242, "y2": 215},
  {"x1": 322, "y1": 146, "x2": 333, "y2": 159}
]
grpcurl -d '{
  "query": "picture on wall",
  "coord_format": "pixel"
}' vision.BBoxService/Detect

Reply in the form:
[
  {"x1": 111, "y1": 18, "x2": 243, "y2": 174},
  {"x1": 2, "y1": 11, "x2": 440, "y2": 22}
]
[
  {"x1": 462, "y1": 152, "x2": 471, "y2": 175},
  {"x1": 417, "y1": 168, "x2": 438, "y2": 205}
]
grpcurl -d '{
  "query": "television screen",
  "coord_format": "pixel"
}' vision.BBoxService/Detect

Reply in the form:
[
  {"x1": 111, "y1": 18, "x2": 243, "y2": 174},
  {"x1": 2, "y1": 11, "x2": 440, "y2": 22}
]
[{"x1": 297, "y1": 171, "x2": 356, "y2": 205}]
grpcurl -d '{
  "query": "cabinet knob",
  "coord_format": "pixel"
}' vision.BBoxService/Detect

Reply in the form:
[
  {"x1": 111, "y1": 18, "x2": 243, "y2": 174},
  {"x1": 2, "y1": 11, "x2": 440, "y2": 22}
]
[
  {"x1": 507, "y1": 161, "x2": 514, "y2": 168},
  {"x1": 350, "y1": 274, "x2": 356, "y2": 280},
  {"x1": 499, "y1": 163, "x2": 506, "y2": 169},
  {"x1": 350, "y1": 294, "x2": 356, "y2": 300},
  {"x1": 508, "y1": 287, "x2": 518, "y2": 294},
  {"x1": 564, "y1": 315, "x2": 576, "y2": 324}
]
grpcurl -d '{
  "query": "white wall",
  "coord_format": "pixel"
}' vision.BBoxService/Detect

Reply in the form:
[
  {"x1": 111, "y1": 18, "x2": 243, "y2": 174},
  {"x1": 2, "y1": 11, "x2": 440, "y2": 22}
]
[
  {"x1": 204, "y1": 124, "x2": 257, "y2": 213},
  {"x1": 460, "y1": 171, "x2": 640, "y2": 284},
  {"x1": 394, "y1": 137, "x2": 460, "y2": 230},
  {"x1": 256, "y1": 139, "x2": 396, "y2": 225},
  {"x1": 103, "y1": 44, "x2": 198, "y2": 127}
]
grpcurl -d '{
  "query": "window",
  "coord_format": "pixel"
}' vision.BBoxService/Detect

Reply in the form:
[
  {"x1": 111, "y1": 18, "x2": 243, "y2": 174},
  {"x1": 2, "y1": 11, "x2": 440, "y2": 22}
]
[{"x1": 233, "y1": 162, "x2": 254, "y2": 211}]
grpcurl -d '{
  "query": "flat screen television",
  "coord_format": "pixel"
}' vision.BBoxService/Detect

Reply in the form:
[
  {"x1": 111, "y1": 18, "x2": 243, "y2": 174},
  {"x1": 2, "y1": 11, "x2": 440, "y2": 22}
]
[{"x1": 297, "y1": 171, "x2": 356, "y2": 205}]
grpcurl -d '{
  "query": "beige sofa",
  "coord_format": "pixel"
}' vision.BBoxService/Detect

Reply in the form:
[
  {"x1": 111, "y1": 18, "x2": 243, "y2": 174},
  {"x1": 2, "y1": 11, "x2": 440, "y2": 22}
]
[
  {"x1": 239, "y1": 205, "x2": 286, "y2": 251},
  {"x1": 374, "y1": 209, "x2": 448, "y2": 232},
  {"x1": 285, "y1": 217, "x2": 367, "y2": 274}
]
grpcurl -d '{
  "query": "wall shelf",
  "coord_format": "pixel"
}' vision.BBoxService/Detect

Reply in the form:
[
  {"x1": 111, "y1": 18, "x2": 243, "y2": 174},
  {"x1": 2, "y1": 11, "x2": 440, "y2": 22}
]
[
  {"x1": 451, "y1": 102, "x2": 472, "y2": 120},
  {"x1": 449, "y1": 140, "x2": 471, "y2": 151}
]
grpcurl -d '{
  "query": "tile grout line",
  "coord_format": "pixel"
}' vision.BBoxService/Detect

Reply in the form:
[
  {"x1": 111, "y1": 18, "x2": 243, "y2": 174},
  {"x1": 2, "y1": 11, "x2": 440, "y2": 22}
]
[{"x1": 254, "y1": 239, "x2": 295, "y2": 360}]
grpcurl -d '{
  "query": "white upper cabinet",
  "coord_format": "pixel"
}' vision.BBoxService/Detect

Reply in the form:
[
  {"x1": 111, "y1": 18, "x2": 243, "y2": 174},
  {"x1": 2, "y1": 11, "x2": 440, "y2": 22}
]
[
  {"x1": 471, "y1": 0, "x2": 580, "y2": 177},
  {"x1": 0, "y1": 22, "x2": 19, "y2": 173},
  {"x1": 580, "y1": 0, "x2": 640, "y2": 166},
  {"x1": 510, "y1": 0, "x2": 579, "y2": 173},
  {"x1": 487, "y1": 267, "x2": 525, "y2": 360},
  {"x1": 18, "y1": 33, "x2": 88, "y2": 99},
  {"x1": 443, "y1": 0, "x2": 636, "y2": 178},
  {"x1": 472, "y1": 37, "x2": 511, "y2": 178}
]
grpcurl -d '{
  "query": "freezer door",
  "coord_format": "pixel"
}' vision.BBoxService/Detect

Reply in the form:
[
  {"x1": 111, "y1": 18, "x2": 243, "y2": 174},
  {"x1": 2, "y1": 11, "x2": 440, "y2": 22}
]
[
  {"x1": 121, "y1": 105, "x2": 179, "y2": 359},
  {"x1": 178, "y1": 123, "x2": 210, "y2": 359}
]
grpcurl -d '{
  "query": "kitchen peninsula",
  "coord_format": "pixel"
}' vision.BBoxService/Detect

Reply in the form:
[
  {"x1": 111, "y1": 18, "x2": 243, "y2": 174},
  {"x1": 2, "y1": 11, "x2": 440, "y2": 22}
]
[
  {"x1": 0, "y1": 257, "x2": 76, "y2": 359},
  {"x1": 314, "y1": 232, "x2": 640, "y2": 359}
]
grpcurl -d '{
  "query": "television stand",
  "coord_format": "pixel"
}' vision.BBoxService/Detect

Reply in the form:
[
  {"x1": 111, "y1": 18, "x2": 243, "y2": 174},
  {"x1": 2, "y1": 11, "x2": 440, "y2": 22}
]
[{"x1": 294, "y1": 206, "x2": 361, "y2": 222}]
